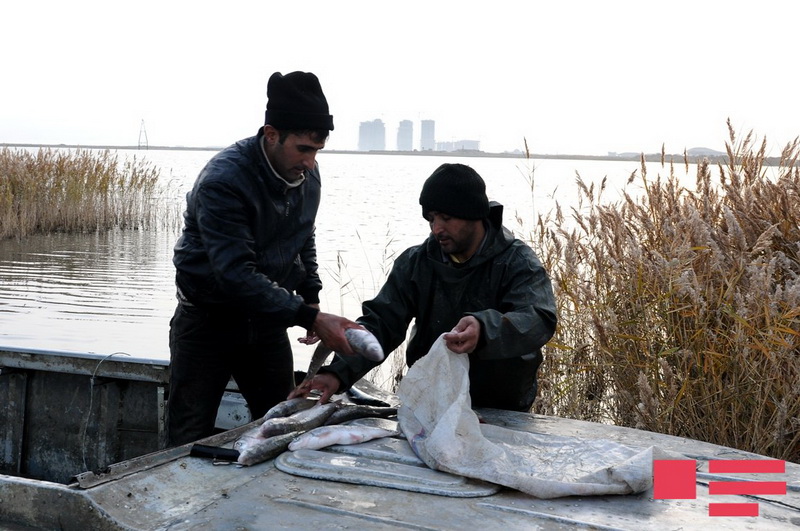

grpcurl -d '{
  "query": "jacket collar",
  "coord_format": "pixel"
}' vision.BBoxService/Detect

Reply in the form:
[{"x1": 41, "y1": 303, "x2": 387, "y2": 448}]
[
  {"x1": 259, "y1": 133, "x2": 305, "y2": 188},
  {"x1": 254, "y1": 128, "x2": 306, "y2": 193}
]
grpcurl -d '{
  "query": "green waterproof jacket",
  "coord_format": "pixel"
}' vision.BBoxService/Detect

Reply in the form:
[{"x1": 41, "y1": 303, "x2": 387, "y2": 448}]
[{"x1": 322, "y1": 202, "x2": 557, "y2": 411}]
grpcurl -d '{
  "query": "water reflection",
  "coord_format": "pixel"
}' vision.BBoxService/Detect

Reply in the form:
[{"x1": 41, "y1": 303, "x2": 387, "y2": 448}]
[{"x1": 0, "y1": 230, "x2": 177, "y2": 359}]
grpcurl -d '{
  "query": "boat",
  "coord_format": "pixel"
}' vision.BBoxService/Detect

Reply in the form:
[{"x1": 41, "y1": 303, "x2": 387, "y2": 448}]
[{"x1": 1, "y1": 346, "x2": 798, "y2": 530}]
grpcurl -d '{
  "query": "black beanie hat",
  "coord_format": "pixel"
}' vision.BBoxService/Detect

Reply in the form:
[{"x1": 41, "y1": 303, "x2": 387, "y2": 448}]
[
  {"x1": 419, "y1": 163, "x2": 490, "y2": 220},
  {"x1": 264, "y1": 71, "x2": 334, "y2": 131}
]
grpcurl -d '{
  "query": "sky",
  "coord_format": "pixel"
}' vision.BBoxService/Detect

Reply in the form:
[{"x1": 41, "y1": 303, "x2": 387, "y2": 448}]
[{"x1": 2, "y1": 0, "x2": 798, "y2": 156}]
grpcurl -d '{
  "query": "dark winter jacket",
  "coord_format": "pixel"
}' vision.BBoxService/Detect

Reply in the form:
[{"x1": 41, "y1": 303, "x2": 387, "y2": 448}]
[
  {"x1": 172, "y1": 130, "x2": 321, "y2": 331},
  {"x1": 322, "y1": 202, "x2": 557, "y2": 411}
]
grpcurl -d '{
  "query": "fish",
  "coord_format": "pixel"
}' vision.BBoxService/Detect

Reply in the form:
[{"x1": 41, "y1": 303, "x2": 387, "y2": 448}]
[
  {"x1": 235, "y1": 431, "x2": 298, "y2": 466},
  {"x1": 296, "y1": 328, "x2": 385, "y2": 389},
  {"x1": 233, "y1": 399, "x2": 396, "y2": 465},
  {"x1": 261, "y1": 396, "x2": 318, "y2": 421},
  {"x1": 344, "y1": 328, "x2": 385, "y2": 362},
  {"x1": 301, "y1": 341, "x2": 335, "y2": 389},
  {"x1": 259, "y1": 401, "x2": 340, "y2": 438},
  {"x1": 346, "y1": 386, "x2": 393, "y2": 407},
  {"x1": 346, "y1": 417, "x2": 399, "y2": 433},
  {"x1": 323, "y1": 403, "x2": 397, "y2": 426},
  {"x1": 233, "y1": 402, "x2": 340, "y2": 465},
  {"x1": 288, "y1": 425, "x2": 398, "y2": 451}
]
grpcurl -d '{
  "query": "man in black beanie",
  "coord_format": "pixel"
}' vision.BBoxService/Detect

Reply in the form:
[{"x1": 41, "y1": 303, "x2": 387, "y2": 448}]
[
  {"x1": 291, "y1": 163, "x2": 558, "y2": 412},
  {"x1": 167, "y1": 71, "x2": 360, "y2": 446}
]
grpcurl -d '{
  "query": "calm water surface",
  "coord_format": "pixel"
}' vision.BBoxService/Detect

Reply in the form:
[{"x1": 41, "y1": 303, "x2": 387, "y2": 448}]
[{"x1": 0, "y1": 148, "x2": 676, "y2": 367}]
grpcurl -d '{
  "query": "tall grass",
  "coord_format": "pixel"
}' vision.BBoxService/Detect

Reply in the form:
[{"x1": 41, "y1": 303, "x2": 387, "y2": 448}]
[
  {"x1": 0, "y1": 147, "x2": 175, "y2": 239},
  {"x1": 531, "y1": 121, "x2": 800, "y2": 462},
  {"x1": 325, "y1": 235, "x2": 408, "y2": 395}
]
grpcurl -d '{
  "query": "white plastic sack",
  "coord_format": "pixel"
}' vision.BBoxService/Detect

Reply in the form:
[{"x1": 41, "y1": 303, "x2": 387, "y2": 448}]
[{"x1": 397, "y1": 336, "x2": 670, "y2": 499}]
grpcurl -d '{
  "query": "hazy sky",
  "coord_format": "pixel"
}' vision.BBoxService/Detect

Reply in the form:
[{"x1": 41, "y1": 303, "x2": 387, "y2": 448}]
[{"x1": 2, "y1": 1, "x2": 797, "y2": 156}]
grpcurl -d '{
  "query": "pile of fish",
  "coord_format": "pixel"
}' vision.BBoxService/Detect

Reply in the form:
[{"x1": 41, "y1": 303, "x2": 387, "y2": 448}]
[
  {"x1": 233, "y1": 397, "x2": 398, "y2": 466},
  {"x1": 191, "y1": 327, "x2": 395, "y2": 467}
]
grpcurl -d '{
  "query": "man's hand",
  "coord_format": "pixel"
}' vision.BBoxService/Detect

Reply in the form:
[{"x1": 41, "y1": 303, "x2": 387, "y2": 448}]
[
  {"x1": 287, "y1": 373, "x2": 341, "y2": 403},
  {"x1": 297, "y1": 331, "x2": 319, "y2": 345},
  {"x1": 443, "y1": 316, "x2": 481, "y2": 354},
  {"x1": 312, "y1": 311, "x2": 362, "y2": 356},
  {"x1": 298, "y1": 304, "x2": 321, "y2": 345}
]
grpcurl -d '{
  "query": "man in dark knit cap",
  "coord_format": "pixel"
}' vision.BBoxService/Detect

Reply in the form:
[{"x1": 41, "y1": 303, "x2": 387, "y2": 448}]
[
  {"x1": 167, "y1": 71, "x2": 360, "y2": 446},
  {"x1": 291, "y1": 163, "x2": 558, "y2": 412}
]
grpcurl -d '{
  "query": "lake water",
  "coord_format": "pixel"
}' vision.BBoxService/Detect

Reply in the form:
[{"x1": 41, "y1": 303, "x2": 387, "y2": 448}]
[{"x1": 0, "y1": 147, "x2": 685, "y2": 368}]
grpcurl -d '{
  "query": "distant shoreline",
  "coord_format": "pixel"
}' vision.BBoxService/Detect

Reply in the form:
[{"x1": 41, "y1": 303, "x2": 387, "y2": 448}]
[{"x1": 0, "y1": 142, "x2": 776, "y2": 165}]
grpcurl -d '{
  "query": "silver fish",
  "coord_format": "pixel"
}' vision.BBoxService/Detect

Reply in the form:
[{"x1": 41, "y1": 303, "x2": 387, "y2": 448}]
[
  {"x1": 262, "y1": 396, "x2": 318, "y2": 421},
  {"x1": 324, "y1": 403, "x2": 397, "y2": 426},
  {"x1": 235, "y1": 431, "x2": 298, "y2": 466},
  {"x1": 346, "y1": 417, "x2": 399, "y2": 433},
  {"x1": 302, "y1": 341, "x2": 335, "y2": 388},
  {"x1": 288, "y1": 425, "x2": 398, "y2": 451},
  {"x1": 346, "y1": 386, "x2": 393, "y2": 407},
  {"x1": 344, "y1": 328, "x2": 384, "y2": 362},
  {"x1": 259, "y1": 401, "x2": 339, "y2": 438},
  {"x1": 300, "y1": 328, "x2": 385, "y2": 387}
]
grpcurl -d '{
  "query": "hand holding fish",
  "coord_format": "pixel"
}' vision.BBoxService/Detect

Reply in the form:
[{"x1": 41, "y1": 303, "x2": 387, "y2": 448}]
[
  {"x1": 443, "y1": 316, "x2": 481, "y2": 354},
  {"x1": 312, "y1": 312, "x2": 362, "y2": 355},
  {"x1": 289, "y1": 327, "x2": 385, "y2": 403}
]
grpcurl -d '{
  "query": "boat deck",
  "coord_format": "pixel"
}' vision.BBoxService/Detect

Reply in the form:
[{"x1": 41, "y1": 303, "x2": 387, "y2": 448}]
[
  {"x1": 2, "y1": 347, "x2": 798, "y2": 530},
  {"x1": 3, "y1": 408, "x2": 798, "y2": 530}
]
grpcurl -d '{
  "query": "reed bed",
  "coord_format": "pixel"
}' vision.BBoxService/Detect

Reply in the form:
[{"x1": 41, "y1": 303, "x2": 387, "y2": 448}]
[
  {"x1": 0, "y1": 147, "x2": 175, "y2": 239},
  {"x1": 530, "y1": 122, "x2": 800, "y2": 462}
]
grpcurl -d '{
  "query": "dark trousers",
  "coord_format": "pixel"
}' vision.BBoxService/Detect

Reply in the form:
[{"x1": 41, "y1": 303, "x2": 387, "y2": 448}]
[{"x1": 166, "y1": 303, "x2": 294, "y2": 447}]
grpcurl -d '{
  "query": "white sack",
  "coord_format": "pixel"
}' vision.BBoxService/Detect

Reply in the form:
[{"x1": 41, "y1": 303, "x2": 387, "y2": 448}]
[{"x1": 397, "y1": 336, "x2": 669, "y2": 499}]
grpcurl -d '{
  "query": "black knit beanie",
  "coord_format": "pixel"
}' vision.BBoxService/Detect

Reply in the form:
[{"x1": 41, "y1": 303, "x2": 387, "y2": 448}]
[
  {"x1": 264, "y1": 71, "x2": 334, "y2": 131},
  {"x1": 419, "y1": 163, "x2": 489, "y2": 220}
]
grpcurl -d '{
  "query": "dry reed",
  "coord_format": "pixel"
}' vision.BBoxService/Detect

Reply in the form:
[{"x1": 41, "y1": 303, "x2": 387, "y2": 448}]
[
  {"x1": 530, "y1": 120, "x2": 800, "y2": 462},
  {"x1": 326, "y1": 238, "x2": 407, "y2": 394},
  {"x1": 0, "y1": 147, "x2": 174, "y2": 239}
]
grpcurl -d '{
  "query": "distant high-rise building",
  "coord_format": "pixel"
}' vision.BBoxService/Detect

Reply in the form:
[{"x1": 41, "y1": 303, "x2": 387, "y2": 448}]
[
  {"x1": 397, "y1": 120, "x2": 413, "y2": 151},
  {"x1": 358, "y1": 119, "x2": 386, "y2": 151},
  {"x1": 420, "y1": 120, "x2": 435, "y2": 151}
]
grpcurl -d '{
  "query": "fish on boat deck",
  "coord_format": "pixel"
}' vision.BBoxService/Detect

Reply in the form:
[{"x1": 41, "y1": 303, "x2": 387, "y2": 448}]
[
  {"x1": 235, "y1": 431, "x2": 298, "y2": 466},
  {"x1": 231, "y1": 398, "x2": 399, "y2": 466},
  {"x1": 234, "y1": 402, "x2": 338, "y2": 466},
  {"x1": 259, "y1": 401, "x2": 339, "y2": 438},
  {"x1": 324, "y1": 403, "x2": 397, "y2": 425},
  {"x1": 229, "y1": 373, "x2": 399, "y2": 467},
  {"x1": 288, "y1": 425, "x2": 398, "y2": 451},
  {"x1": 346, "y1": 386, "x2": 393, "y2": 407},
  {"x1": 261, "y1": 396, "x2": 318, "y2": 421}
]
